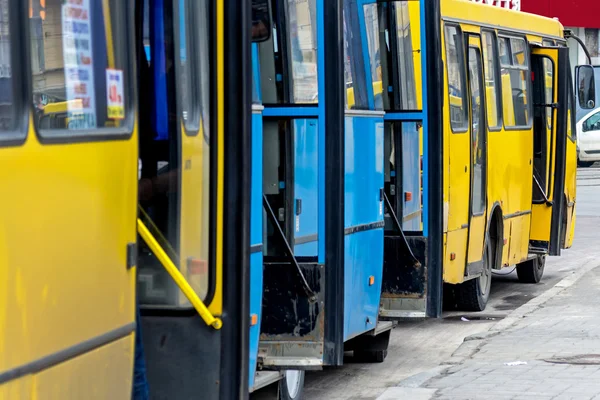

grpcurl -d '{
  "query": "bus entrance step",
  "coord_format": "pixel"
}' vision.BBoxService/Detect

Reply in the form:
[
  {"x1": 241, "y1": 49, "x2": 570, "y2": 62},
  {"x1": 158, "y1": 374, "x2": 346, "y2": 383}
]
[
  {"x1": 250, "y1": 371, "x2": 283, "y2": 393},
  {"x1": 260, "y1": 356, "x2": 323, "y2": 371}
]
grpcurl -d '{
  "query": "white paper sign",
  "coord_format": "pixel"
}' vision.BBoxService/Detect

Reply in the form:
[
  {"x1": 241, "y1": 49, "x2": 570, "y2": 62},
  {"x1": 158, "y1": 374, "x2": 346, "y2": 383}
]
[
  {"x1": 61, "y1": 0, "x2": 97, "y2": 129},
  {"x1": 106, "y1": 69, "x2": 125, "y2": 120}
]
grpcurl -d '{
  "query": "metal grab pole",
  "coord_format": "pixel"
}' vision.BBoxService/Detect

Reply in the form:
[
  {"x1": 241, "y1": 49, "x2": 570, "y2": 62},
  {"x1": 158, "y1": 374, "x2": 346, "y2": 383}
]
[{"x1": 137, "y1": 219, "x2": 223, "y2": 329}]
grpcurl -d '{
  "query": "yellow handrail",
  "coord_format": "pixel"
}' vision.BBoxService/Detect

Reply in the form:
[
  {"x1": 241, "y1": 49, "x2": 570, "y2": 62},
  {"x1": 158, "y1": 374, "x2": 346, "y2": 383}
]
[{"x1": 137, "y1": 219, "x2": 223, "y2": 329}]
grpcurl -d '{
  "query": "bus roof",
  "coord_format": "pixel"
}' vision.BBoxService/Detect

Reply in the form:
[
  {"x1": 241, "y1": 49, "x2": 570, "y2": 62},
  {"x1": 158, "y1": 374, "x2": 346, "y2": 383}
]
[{"x1": 442, "y1": 0, "x2": 564, "y2": 40}]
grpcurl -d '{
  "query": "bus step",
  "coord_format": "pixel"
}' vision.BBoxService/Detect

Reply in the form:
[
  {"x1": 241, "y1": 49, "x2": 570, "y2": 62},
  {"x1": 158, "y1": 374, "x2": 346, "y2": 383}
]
[
  {"x1": 260, "y1": 356, "x2": 323, "y2": 371},
  {"x1": 250, "y1": 371, "x2": 284, "y2": 393},
  {"x1": 367, "y1": 320, "x2": 395, "y2": 336}
]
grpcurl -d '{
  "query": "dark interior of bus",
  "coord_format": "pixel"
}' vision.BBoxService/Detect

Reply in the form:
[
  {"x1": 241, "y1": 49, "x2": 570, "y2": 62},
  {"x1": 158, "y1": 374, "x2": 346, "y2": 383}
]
[
  {"x1": 531, "y1": 54, "x2": 552, "y2": 203},
  {"x1": 136, "y1": 0, "x2": 182, "y2": 306}
]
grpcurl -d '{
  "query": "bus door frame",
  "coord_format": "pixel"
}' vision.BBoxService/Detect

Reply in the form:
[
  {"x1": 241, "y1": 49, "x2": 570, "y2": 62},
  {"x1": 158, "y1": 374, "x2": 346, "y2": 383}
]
[
  {"x1": 464, "y1": 33, "x2": 489, "y2": 276},
  {"x1": 529, "y1": 45, "x2": 569, "y2": 256}
]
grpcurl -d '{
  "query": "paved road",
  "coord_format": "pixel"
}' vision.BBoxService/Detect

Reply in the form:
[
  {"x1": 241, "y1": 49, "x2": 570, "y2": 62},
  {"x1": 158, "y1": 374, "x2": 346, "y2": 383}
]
[{"x1": 297, "y1": 166, "x2": 600, "y2": 400}]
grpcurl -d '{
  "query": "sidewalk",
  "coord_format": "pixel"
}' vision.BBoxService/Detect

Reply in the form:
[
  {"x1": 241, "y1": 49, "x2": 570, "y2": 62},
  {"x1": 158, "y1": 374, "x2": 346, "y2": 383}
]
[{"x1": 378, "y1": 262, "x2": 600, "y2": 400}]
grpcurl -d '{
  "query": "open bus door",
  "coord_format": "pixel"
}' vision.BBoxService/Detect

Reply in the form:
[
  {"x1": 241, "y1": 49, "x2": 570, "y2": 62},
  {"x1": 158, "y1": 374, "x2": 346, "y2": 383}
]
[
  {"x1": 529, "y1": 46, "x2": 570, "y2": 257},
  {"x1": 135, "y1": 0, "x2": 254, "y2": 398}
]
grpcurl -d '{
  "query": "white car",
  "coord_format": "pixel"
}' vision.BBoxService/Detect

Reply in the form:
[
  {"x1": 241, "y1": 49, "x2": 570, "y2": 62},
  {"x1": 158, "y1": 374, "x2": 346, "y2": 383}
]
[{"x1": 577, "y1": 107, "x2": 600, "y2": 167}]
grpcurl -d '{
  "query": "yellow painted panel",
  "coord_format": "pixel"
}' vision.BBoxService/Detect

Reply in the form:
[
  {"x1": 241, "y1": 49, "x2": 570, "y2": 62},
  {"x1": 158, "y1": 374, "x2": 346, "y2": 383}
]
[
  {"x1": 30, "y1": 335, "x2": 134, "y2": 400},
  {"x1": 444, "y1": 228, "x2": 468, "y2": 284},
  {"x1": 466, "y1": 215, "x2": 486, "y2": 264},
  {"x1": 408, "y1": 1, "x2": 422, "y2": 110},
  {"x1": 0, "y1": 116, "x2": 137, "y2": 378},
  {"x1": 0, "y1": 375, "x2": 32, "y2": 400},
  {"x1": 530, "y1": 203, "x2": 553, "y2": 241},
  {"x1": 208, "y1": 0, "x2": 225, "y2": 315},
  {"x1": 564, "y1": 112, "x2": 577, "y2": 249},
  {"x1": 566, "y1": 206, "x2": 576, "y2": 249},
  {"x1": 501, "y1": 220, "x2": 511, "y2": 267},
  {"x1": 507, "y1": 215, "x2": 530, "y2": 265}
]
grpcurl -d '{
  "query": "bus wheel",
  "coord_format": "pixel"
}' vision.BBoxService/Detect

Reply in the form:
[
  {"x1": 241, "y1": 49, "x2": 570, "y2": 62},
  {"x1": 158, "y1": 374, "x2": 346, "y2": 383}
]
[
  {"x1": 354, "y1": 349, "x2": 388, "y2": 363},
  {"x1": 278, "y1": 370, "x2": 305, "y2": 400},
  {"x1": 516, "y1": 255, "x2": 546, "y2": 284},
  {"x1": 456, "y1": 240, "x2": 492, "y2": 312}
]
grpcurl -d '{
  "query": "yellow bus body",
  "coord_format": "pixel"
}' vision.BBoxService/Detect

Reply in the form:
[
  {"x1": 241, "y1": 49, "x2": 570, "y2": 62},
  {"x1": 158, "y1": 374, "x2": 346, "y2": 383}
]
[{"x1": 440, "y1": 0, "x2": 575, "y2": 284}]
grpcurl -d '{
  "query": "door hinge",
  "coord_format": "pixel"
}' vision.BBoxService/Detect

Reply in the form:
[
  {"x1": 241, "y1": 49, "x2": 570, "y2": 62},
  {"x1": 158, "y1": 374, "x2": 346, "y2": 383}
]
[{"x1": 127, "y1": 242, "x2": 137, "y2": 269}]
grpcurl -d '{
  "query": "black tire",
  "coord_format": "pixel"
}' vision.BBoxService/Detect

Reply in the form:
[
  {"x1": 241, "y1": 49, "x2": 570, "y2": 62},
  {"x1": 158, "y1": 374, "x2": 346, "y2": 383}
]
[
  {"x1": 278, "y1": 370, "x2": 305, "y2": 400},
  {"x1": 578, "y1": 160, "x2": 594, "y2": 168},
  {"x1": 456, "y1": 240, "x2": 493, "y2": 312},
  {"x1": 354, "y1": 349, "x2": 388, "y2": 363},
  {"x1": 516, "y1": 255, "x2": 546, "y2": 284}
]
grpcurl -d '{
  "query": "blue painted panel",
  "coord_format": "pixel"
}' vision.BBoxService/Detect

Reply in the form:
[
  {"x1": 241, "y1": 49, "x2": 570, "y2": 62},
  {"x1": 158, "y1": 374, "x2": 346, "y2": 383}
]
[
  {"x1": 262, "y1": 107, "x2": 319, "y2": 118},
  {"x1": 343, "y1": 229, "x2": 384, "y2": 340},
  {"x1": 295, "y1": 241, "x2": 318, "y2": 257},
  {"x1": 294, "y1": 119, "x2": 319, "y2": 257},
  {"x1": 251, "y1": 115, "x2": 264, "y2": 246},
  {"x1": 151, "y1": 0, "x2": 169, "y2": 141},
  {"x1": 249, "y1": 112, "x2": 263, "y2": 387},
  {"x1": 248, "y1": 251, "x2": 263, "y2": 387},
  {"x1": 344, "y1": 115, "x2": 384, "y2": 228},
  {"x1": 419, "y1": 0, "x2": 429, "y2": 237},
  {"x1": 401, "y1": 122, "x2": 422, "y2": 231},
  {"x1": 343, "y1": 114, "x2": 384, "y2": 340}
]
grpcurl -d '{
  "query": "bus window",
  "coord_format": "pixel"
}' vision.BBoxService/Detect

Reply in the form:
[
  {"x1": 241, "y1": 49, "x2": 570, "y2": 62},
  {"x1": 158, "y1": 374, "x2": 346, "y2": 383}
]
[
  {"x1": 469, "y1": 47, "x2": 486, "y2": 215},
  {"x1": 0, "y1": 0, "x2": 14, "y2": 132},
  {"x1": 259, "y1": 0, "x2": 318, "y2": 104},
  {"x1": 178, "y1": 0, "x2": 210, "y2": 137},
  {"x1": 393, "y1": 2, "x2": 418, "y2": 111},
  {"x1": 29, "y1": 0, "x2": 130, "y2": 134},
  {"x1": 362, "y1": 3, "x2": 383, "y2": 110},
  {"x1": 499, "y1": 36, "x2": 531, "y2": 128},
  {"x1": 482, "y1": 31, "x2": 501, "y2": 129},
  {"x1": 343, "y1": 7, "x2": 368, "y2": 110},
  {"x1": 444, "y1": 25, "x2": 468, "y2": 132}
]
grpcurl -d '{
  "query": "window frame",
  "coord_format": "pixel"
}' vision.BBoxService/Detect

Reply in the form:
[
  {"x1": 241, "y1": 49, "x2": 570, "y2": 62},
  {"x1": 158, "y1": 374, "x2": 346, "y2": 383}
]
[
  {"x1": 481, "y1": 29, "x2": 503, "y2": 132},
  {"x1": 467, "y1": 44, "x2": 487, "y2": 217},
  {"x1": 0, "y1": 0, "x2": 28, "y2": 146},
  {"x1": 497, "y1": 33, "x2": 533, "y2": 131},
  {"x1": 173, "y1": 0, "x2": 210, "y2": 138},
  {"x1": 444, "y1": 23, "x2": 469, "y2": 134},
  {"x1": 343, "y1": 2, "x2": 369, "y2": 110},
  {"x1": 171, "y1": 0, "x2": 217, "y2": 307},
  {"x1": 30, "y1": 0, "x2": 135, "y2": 144}
]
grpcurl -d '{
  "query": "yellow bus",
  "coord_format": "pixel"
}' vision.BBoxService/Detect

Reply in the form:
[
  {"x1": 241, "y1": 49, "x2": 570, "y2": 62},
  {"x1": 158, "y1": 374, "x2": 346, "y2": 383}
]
[
  {"x1": 440, "y1": 0, "x2": 582, "y2": 310},
  {"x1": 1, "y1": 0, "x2": 258, "y2": 398}
]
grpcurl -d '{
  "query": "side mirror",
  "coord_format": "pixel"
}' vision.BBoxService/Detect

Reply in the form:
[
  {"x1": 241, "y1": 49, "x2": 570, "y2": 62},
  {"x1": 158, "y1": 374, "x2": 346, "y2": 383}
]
[
  {"x1": 251, "y1": 0, "x2": 272, "y2": 43},
  {"x1": 576, "y1": 65, "x2": 596, "y2": 110}
]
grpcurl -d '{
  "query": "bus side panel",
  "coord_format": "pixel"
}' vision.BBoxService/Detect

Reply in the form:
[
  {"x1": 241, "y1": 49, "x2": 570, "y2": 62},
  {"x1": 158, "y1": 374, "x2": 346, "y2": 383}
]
[
  {"x1": 0, "y1": 124, "x2": 137, "y2": 386},
  {"x1": 249, "y1": 110, "x2": 264, "y2": 386},
  {"x1": 31, "y1": 335, "x2": 134, "y2": 400},
  {"x1": 344, "y1": 115, "x2": 384, "y2": 341},
  {"x1": 0, "y1": 375, "x2": 32, "y2": 400},
  {"x1": 294, "y1": 119, "x2": 319, "y2": 256},
  {"x1": 444, "y1": 229, "x2": 468, "y2": 284},
  {"x1": 564, "y1": 131, "x2": 577, "y2": 249}
]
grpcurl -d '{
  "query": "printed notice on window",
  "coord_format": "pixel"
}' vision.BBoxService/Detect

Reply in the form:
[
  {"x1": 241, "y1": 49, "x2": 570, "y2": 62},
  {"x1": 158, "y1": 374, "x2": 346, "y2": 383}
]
[
  {"x1": 106, "y1": 69, "x2": 125, "y2": 120},
  {"x1": 61, "y1": 0, "x2": 97, "y2": 129}
]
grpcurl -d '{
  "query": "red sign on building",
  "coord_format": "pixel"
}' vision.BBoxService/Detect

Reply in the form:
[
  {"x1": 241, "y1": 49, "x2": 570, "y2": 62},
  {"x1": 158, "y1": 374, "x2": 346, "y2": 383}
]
[{"x1": 521, "y1": 0, "x2": 600, "y2": 29}]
